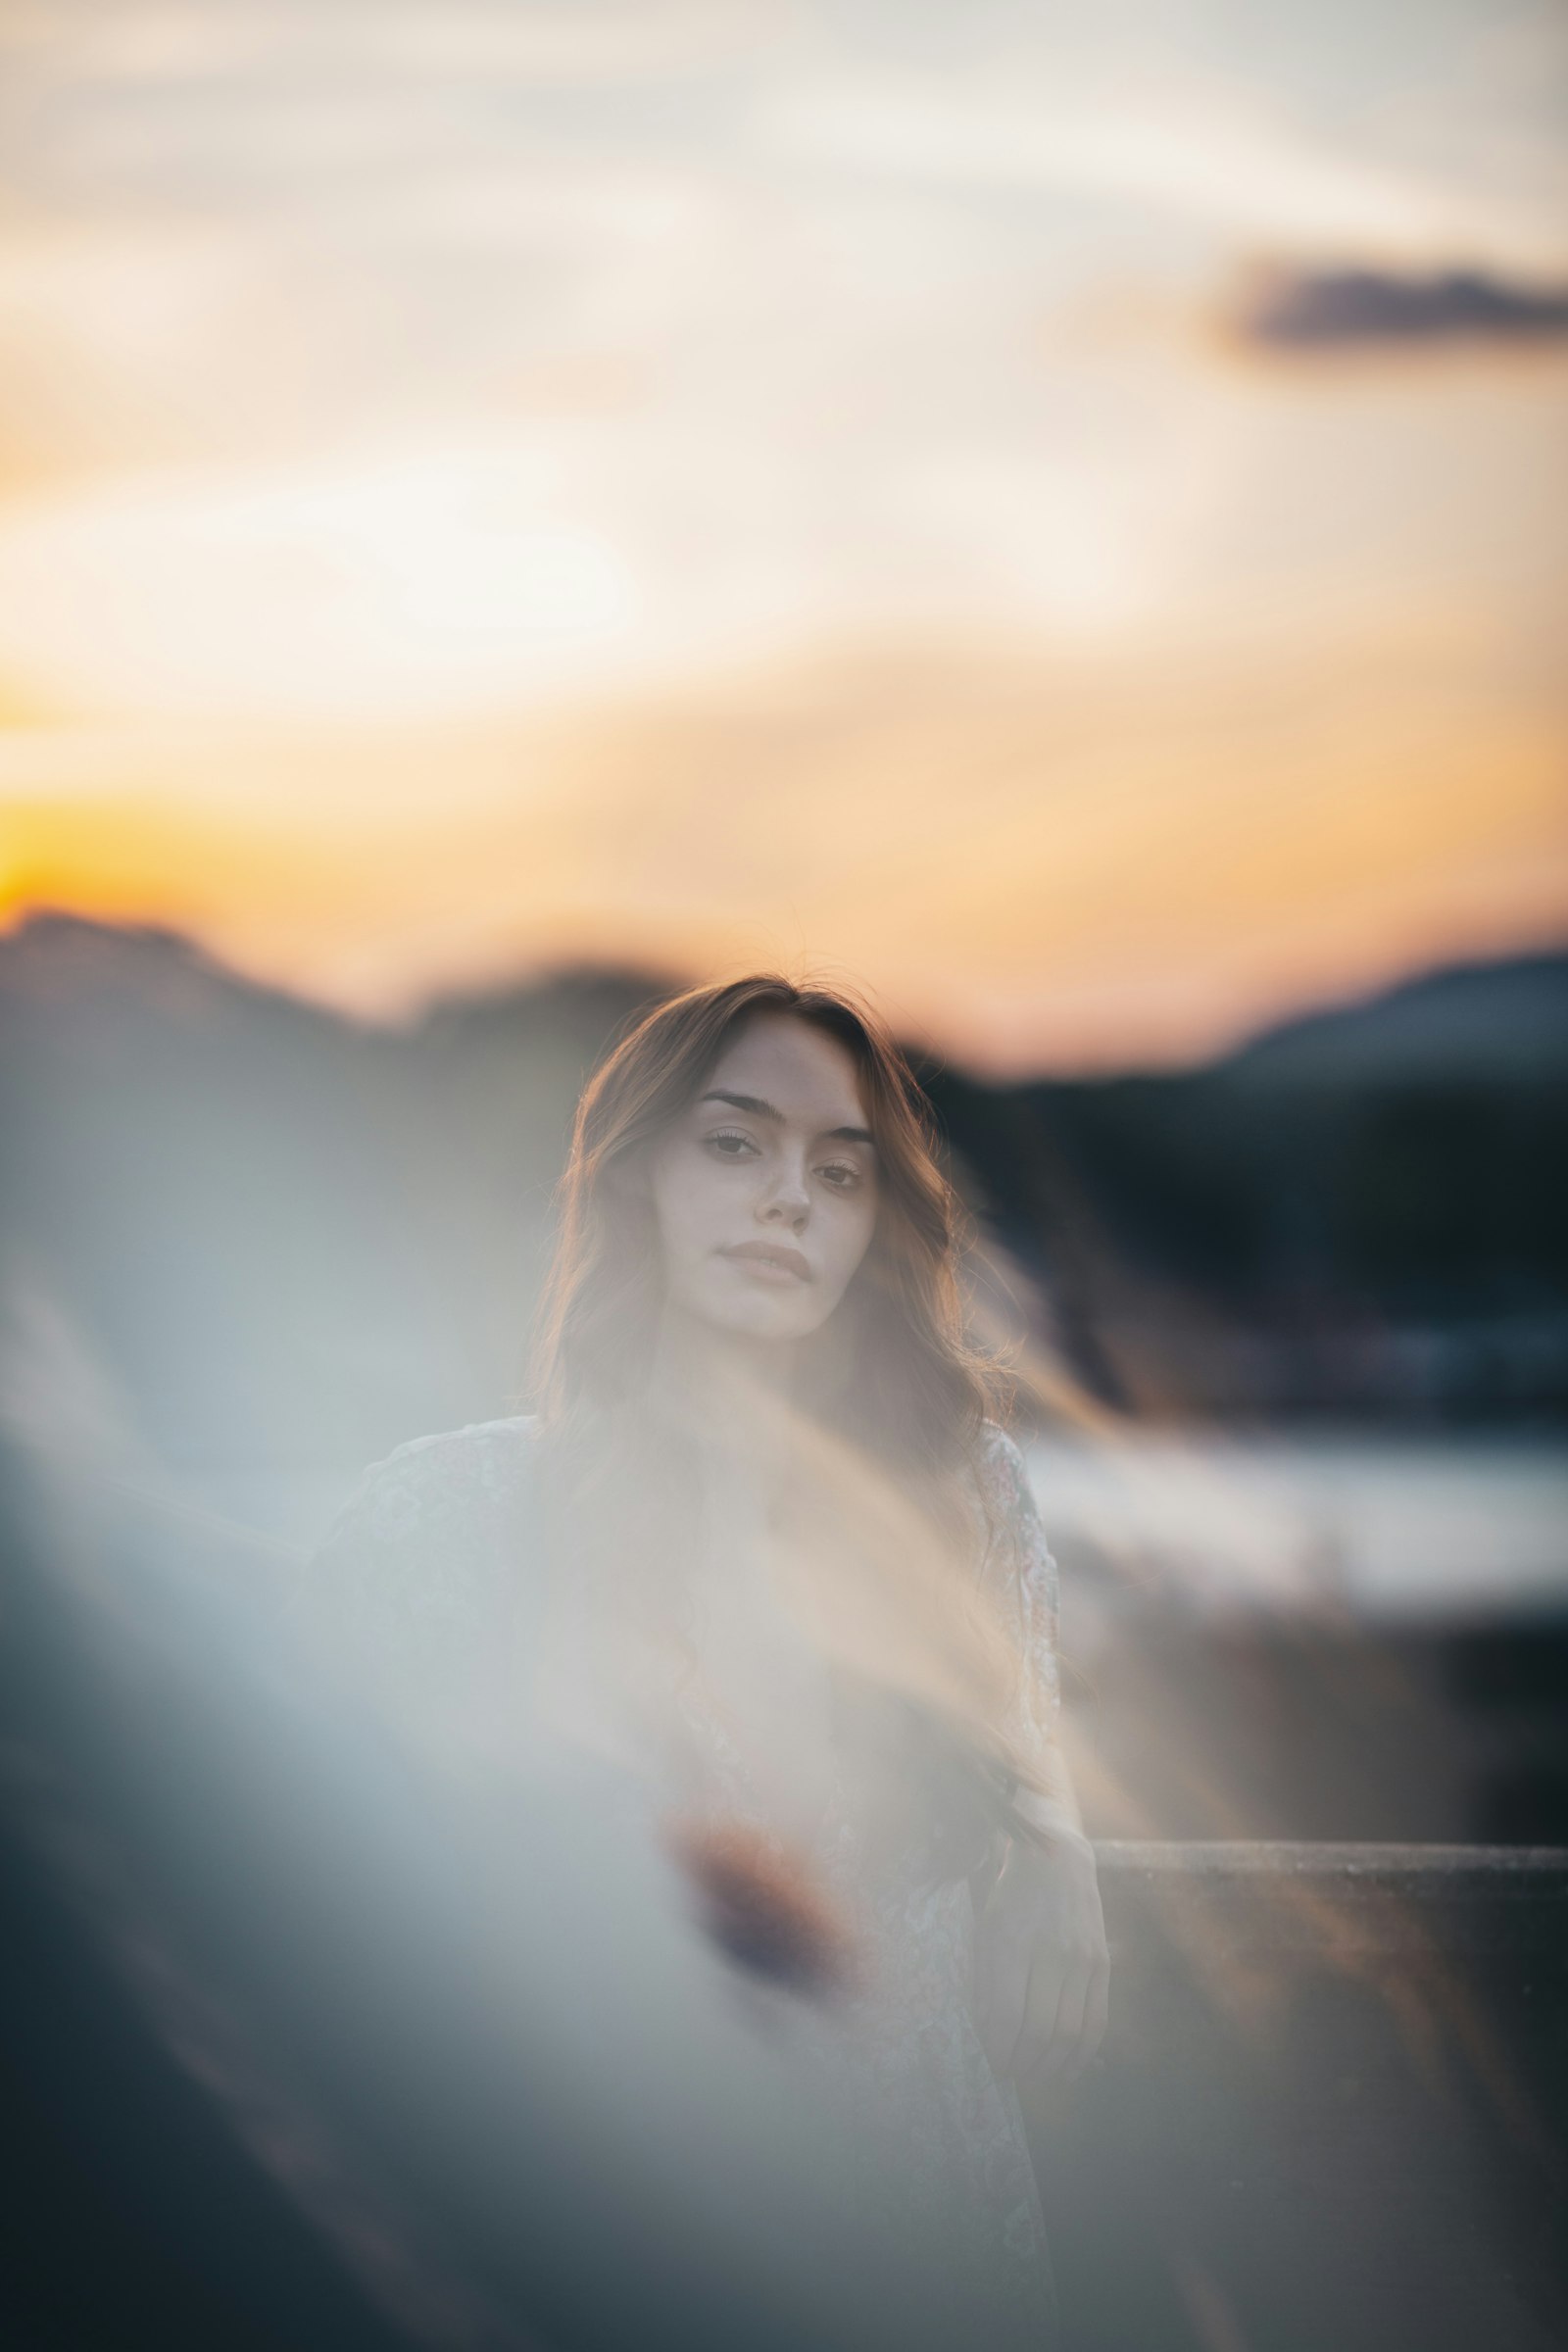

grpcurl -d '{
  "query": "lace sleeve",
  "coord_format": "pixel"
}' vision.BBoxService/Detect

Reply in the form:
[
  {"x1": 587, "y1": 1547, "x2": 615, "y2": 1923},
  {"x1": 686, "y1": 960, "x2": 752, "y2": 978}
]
[
  {"x1": 975, "y1": 1422, "x2": 1062, "y2": 1758},
  {"x1": 299, "y1": 1420, "x2": 534, "y2": 1690}
]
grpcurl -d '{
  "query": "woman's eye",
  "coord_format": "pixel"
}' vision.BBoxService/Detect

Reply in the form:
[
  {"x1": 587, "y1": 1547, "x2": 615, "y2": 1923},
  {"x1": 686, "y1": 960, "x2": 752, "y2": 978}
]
[
  {"x1": 820, "y1": 1165, "x2": 860, "y2": 1191},
  {"x1": 707, "y1": 1130, "x2": 757, "y2": 1157}
]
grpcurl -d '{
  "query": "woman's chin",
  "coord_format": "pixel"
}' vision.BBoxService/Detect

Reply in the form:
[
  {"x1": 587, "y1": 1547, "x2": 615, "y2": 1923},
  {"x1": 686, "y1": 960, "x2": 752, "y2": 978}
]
[
  {"x1": 719, "y1": 1303, "x2": 811, "y2": 1342},
  {"x1": 691, "y1": 1287, "x2": 819, "y2": 1344}
]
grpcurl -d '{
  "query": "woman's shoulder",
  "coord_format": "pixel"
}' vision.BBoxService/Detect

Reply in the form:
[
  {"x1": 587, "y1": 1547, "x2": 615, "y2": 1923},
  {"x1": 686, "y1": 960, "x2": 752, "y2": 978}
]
[
  {"x1": 970, "y1": 1418, "x2": 1055, "y2": 1576},
  {"x1": 370, "y1": 1410, "x2": 543, "y2": 1468},
  {"x1": 353, "y1": 1412, "x2": 542, "y2": 1499},
  {"x1": 328, "y1": 1411, "x2": 540, "y2": 1529},
  {"x1": 972, "y1": 1417, "x2": 1061, "y2": 1706},
  {"x1": 302, "y1": 1414, "x2": 544, "y2": 1646},
  {"x1": 975, "y1": 1415, "x2": 1019, "y2": 1464},
  {"x1": 973, "y1": 1417, "x2": 1032, "y2": 1509}
]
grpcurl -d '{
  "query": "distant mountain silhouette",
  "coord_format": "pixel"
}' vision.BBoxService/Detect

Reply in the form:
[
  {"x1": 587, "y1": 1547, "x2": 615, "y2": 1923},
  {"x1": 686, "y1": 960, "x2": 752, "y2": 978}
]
[
  {"x1": 912, "y1": 950, "x2": 1568, "y2": 1422},
  {"x1": 1223, "y1": 954, "x2": 1568, "y2": 1085},
  {"x1": 2, "y1": 912, "x2": 1565, "y2": 1469}
]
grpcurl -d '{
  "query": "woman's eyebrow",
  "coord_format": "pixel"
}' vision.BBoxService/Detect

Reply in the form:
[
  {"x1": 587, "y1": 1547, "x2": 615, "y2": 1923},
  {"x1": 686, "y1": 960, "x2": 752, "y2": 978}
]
[
  {"x1": 701, "y1": 1088, "x2": 779, "y2": 1122},
  {"x1": 698, "y1": 1090, "x2": 875, "y2": 1148}
]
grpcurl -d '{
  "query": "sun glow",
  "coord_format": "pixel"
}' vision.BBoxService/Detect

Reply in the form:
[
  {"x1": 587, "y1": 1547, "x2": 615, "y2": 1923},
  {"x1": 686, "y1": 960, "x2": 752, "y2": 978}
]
[{"x1": 0, "y1": 447, "x2": 641, "y2": 722}]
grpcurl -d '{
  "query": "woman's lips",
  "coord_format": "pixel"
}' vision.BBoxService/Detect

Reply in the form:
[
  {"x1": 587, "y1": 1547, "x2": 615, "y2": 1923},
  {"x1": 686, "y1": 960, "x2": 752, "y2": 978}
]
[{"x1": 721, "y1": 1243, "x2": 811, "y2": 1283}]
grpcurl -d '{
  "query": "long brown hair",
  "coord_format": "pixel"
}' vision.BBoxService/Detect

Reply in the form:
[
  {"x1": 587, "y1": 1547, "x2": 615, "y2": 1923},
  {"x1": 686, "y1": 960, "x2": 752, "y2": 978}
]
[{"x1": 523, "y1": 972, "x2": 1046, "y2": 1854}]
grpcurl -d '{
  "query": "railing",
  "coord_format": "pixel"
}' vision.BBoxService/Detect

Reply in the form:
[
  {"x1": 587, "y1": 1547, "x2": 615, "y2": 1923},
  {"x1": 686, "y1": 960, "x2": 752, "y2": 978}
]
[
  {"x1": 1031, "y1": 1841, "x2": 1568, "y2": 2352},
  {"x1": 1096, "y1": 1838, "x2": 1568, "y2": 1949}
]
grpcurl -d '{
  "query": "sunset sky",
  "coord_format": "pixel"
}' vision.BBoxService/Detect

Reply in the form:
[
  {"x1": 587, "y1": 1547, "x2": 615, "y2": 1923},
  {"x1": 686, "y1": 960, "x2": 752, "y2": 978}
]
[{"x1": 1, "y1": 0, "x2": 1565, "y2": 1073}]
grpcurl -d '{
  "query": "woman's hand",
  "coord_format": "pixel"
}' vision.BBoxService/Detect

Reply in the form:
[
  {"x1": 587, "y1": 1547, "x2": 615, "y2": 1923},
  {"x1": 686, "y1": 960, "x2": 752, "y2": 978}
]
[{"x1": 973, "y1": 1822, "x2": 1109, "y2": 2087}]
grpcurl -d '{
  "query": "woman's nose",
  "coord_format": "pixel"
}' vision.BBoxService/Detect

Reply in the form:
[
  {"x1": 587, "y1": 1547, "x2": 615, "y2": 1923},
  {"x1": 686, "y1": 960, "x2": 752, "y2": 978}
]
[{"x1": 760, "y1": 1162, "x2": 810, "y2": 1225}]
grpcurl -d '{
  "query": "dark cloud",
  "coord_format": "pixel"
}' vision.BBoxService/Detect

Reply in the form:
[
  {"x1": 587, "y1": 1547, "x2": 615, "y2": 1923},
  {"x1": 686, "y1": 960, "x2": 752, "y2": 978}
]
[{"x1": 1230, "y1": 265, "x2": 1568, "y2": 355}]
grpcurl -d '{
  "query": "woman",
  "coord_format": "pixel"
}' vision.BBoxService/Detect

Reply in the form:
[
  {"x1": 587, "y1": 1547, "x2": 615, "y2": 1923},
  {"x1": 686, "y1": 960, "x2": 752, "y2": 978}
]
[{"x1": 309, "y1": 972, "x2": 1108, "y2": 2343}]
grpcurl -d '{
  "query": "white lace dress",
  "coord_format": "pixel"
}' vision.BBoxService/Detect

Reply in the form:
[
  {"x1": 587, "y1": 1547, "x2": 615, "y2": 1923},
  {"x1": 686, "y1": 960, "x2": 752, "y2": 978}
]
[{"x1": 308, "y1": 1413, "x2": 1063, "y2": 2346}]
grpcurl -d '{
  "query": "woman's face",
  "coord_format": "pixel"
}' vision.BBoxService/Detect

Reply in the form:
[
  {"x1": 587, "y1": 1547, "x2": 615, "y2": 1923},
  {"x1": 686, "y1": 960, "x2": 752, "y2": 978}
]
[{"x1": 644, "y1": 1012, "x2": 881, "y2": 1345}]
